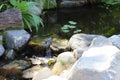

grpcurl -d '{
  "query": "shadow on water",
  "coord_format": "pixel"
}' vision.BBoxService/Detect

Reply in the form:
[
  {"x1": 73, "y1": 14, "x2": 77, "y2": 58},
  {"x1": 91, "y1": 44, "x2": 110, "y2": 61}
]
[{"x1": 37, "y1": 5, "x2": 120, "y2": 38}]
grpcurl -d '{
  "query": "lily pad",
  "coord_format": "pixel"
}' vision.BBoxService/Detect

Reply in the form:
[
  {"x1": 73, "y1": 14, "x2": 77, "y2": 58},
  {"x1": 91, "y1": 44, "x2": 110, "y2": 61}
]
[
  {"x1": 68, "y1": 25, "x2": 76, "y2": 28},
  {"x1": 68, "y1": 21, "x2": 77, "y2": 25},
  {"x1": 62, "y1": 29, "x2": 69, "y2": 33},
  {"x1": 61, "y1": 25, "x2": 70, "y2": 30},
  {"x1": 73, "y1": 29, "x2": 81, "y2": 33}
]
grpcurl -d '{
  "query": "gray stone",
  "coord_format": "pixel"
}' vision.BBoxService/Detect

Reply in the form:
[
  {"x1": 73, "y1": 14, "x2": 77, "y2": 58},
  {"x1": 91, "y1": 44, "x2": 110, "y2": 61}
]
[
  {"x1": 90, "y1": 36, "x2": 113, "y2": 47},
  {"x1": 6, "y1": 30, "x2": 30, "y2": 50},
  {"x1": 69, "y1": 33, "x2": 98, "y2": 50},
  {"x1": 67, "y1": 46, "x2": 120, "y2": 80},
  {"x1": 109, "y1": 35, "x2": 120, "y2": 49},
  {"x1": 2, "y1": 60, "x2": 31, "y2": 70},
  {"x1": 29, "y1": 6, "x2": 42, "y2": 15}
]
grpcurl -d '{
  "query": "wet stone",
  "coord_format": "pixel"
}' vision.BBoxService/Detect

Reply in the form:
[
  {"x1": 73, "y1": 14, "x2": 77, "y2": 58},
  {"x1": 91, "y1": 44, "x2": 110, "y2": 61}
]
[{"x1": 2, "y1": 60, "x2": 31, "y2": 70}]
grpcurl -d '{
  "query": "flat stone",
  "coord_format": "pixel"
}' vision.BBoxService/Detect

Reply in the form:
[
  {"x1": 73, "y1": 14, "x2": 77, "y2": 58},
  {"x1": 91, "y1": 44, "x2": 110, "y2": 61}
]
[
  {"x1": 22, "y1": 65, "x2": 43, "y2": 79},
  {"x1": 6, "y1": 30, "x2": 30, "y2": 50},
  {"x1": 32, "y1": 67, "x2": 53, "y2": 80},
  {"x1": 2, "y1": 60, "x2": 31, "y2": 70}
]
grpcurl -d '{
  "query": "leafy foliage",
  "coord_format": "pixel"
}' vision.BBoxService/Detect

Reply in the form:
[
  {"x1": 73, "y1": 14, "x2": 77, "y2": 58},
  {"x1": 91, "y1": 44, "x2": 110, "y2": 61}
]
[{"x1": 9, "y1": 0, "x2": 44, "y2": 32}]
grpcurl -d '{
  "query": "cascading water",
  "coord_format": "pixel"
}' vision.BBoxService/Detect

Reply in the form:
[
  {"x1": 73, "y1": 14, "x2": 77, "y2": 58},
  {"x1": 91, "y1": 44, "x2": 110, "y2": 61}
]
[{"x1": 44, "y1": 37, "x2": 52, "y2": 58}]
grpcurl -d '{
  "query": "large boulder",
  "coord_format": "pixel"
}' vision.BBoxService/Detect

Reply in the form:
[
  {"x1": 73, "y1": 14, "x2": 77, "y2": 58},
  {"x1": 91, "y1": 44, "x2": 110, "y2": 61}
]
[
  {"x1": 108, "y1": 35, "x2": 120, "y2": 49},
  {"x1": 69, "y1": 33, "x2": 98, "y2": 50},
  {"x1": 67, "y1": 46, "x2": 120, "y2": 80},
  {"x1": 5, "y1": 30, "x2": 30, "y2": 50},
  {"x1": 90, "y1": 36, "x2": 113, "y2": 47},
  {"x1": 43, "y1": 76, "x2": 67, "y2": 80}
]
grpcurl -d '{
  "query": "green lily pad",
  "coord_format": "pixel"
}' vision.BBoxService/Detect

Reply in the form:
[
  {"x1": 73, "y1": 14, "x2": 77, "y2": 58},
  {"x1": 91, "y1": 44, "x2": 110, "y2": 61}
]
[
  {"x1": 73, "y1": 29, "x2": 81, "y2": 33},
  {"x1": 61, "y1": 25, "x2": 70, "y2": 30},
  {"x1": 68, "y1": 21, "x2": 77, "y2": 25},
  {"x1": 68, "y1": 25, "x2": 76, "y2": 28},
  {"x1": 62, "y1": 29, "x2": 69, "y2": 33}
]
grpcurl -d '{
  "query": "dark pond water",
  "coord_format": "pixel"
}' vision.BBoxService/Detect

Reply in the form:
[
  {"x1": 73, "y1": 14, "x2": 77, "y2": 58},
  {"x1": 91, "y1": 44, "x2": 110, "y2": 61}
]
[{"x1": 36, "y1": 5, "x2": 120, "y2": 38}]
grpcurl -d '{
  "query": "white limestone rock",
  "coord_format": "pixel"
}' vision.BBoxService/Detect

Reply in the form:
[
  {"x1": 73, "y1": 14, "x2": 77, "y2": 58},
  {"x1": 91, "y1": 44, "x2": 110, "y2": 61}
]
[
  {"x1": 6, "y1": 30, "x2": 30, "y2": 50},
  {"x1": 67, "y1": 46, "x2": 120, "y2": 80},
  {"x1": 32, "y1": 67, "x2": 53, "y2": 80},
  {"x1": 43, "y1": 76, "x2": 67, "y2": 80},
  {"x1": 109, "y1": 35, "x2": 120, "y2": 49},
  {"x1": 57, "y1": 52, "x2": 75, "y2": 64},
  {"x1": 69, "y1": 33, "x2": 98, "y2": 50},
  {"x1": 90, "y1": 36, "x2": 112, "y2": 47}
]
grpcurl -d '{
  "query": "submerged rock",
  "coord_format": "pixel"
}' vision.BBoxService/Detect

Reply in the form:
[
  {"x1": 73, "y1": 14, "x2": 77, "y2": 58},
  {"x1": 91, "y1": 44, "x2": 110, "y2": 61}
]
[
  {"x1": 67, "y1": 46, "x2": 120, "y2": 80},
  {"x1": 5, "y1": 30, "x2": 30, "y2": 50}
]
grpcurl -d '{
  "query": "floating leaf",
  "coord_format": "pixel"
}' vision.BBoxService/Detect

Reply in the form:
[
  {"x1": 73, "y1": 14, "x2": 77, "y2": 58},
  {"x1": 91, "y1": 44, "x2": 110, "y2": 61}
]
[
  {"x1": 73, "y1": 29, "x2": 81, "y2": 33},
  {"x1": 68, "y1": 25, "x2": 76, "y2": 29},
  {"x1": 68, "y1": 21, "x2": 77, "y2": 25},
  {"x1": 62, "y1": 29, "x2": 69, "y2": 33},
  {"x1": 61, "y1": 25, "x2": 69, "y2": 30}
]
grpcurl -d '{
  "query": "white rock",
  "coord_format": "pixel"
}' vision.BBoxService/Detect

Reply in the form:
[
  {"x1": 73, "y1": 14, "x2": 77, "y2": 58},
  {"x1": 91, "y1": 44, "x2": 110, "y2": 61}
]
[
  {"x1": 32, "y1": 67, "x2": 53, "y2": 80},
  {"x1": 67, "y1": 46, "x2": 120, "y2": 80},
  {"x1": 109, "y1": 35, "x2": 120, "y2": 49},
  {"x1": 6, "y1": 30, "x2": 30, "y2": 49},
  {"x1": 57, "y1": 52, "x2": 75, "y2": 64},
  {"x1": 69, "y1": 33, "x2": 98, "y2": 50},
  {"x1": 90, "y1": 36, "x2": 112, "y2": 47},
  {"x1": 43, "y1": 76, "x2": 67, "y2": 80}
]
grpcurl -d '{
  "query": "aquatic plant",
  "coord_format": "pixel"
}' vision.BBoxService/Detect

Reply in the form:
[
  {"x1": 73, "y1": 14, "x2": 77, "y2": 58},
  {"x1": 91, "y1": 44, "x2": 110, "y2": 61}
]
[
  {"x1": 9, "y1": 0, "x2": 44, "y2": 32},
  {"x1": 61, "y1": 21, "x2": 81, "y2": 34}
]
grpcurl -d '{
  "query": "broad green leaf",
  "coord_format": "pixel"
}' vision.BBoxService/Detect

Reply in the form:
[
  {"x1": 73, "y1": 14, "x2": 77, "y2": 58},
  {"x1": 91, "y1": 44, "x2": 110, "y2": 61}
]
[
  {"x1": 68, "y1": 21, "x2": 77, "y2": 25},
  {"x1": 9, "y1": 0, "x2": 19, "y2": 7}
]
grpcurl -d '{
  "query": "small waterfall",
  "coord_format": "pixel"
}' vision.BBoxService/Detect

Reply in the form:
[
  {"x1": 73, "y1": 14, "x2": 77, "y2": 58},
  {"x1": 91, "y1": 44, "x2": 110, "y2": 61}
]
[{"x1": 44, "y1": 37, "x2": 52, "y2": 58}]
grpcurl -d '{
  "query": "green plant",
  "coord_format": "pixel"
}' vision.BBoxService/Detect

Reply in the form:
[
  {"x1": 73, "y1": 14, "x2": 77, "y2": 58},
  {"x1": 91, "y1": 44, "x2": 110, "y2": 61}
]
[
  {"x1": 9, "y1": 0, "x2": 44, "y2": 32},
  {"x1": 41, "y1": 0, "x2": 56, "y2": 9},
  {"x1": 61, "y1": 21, "x2": 81, "y2": 34},
  {"x1": 102, "y1": 0, "x2": 120, "y2": 5}
]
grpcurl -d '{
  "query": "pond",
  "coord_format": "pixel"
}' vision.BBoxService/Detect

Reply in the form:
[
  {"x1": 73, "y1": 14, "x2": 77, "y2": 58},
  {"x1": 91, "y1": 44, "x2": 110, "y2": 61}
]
[{"x1": 35, "y1": 5, "x2": 120, "y2": 39}]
